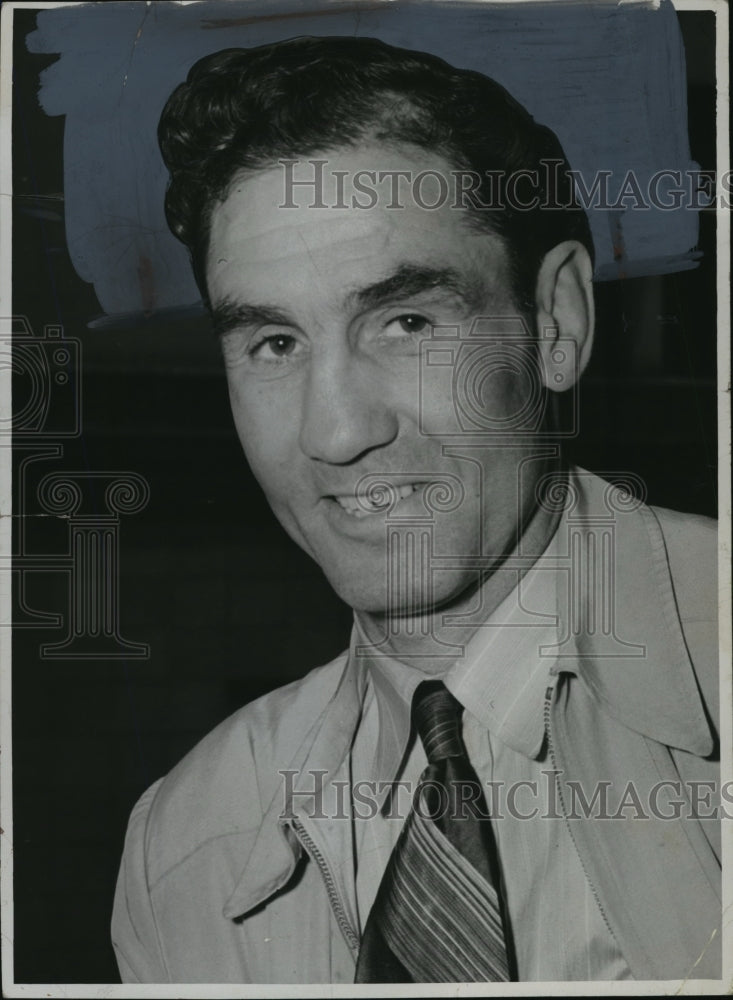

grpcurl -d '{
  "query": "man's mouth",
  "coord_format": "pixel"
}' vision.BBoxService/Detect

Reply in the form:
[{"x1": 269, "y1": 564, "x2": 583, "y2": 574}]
[{"x1": 330, "y1": 482, "x2": 424, "y2": 518}]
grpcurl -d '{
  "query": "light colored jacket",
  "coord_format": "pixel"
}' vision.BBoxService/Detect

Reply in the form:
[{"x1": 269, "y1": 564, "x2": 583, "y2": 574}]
[{"x1": 112, "y1": 471, "x2": 721, "y2": 983}]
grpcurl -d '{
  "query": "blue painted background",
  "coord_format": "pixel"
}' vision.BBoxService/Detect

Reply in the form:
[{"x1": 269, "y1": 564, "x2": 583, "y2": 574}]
[{"x1": 27, "y1": 0, "x2": 699, "y2": 322}]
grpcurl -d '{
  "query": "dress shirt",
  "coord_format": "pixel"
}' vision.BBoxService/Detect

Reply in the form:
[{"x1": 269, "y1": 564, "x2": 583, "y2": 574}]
[{"x1": 350, "y1": 521, "x2": 633, "y2": 981}]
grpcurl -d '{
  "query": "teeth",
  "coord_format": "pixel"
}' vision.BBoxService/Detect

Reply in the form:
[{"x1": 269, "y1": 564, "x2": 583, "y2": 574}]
[
  {"x1": 337, "y1": 495, "x2": 365, "y2": 513},
  {"x1": 333, "y1": 483, "x2": 420, "y2": 516}
]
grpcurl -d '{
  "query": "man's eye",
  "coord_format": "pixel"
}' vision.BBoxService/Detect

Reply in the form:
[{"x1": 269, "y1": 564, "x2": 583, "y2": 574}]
[
  {"x1": 253, "y1": 333, "x2": 297, "y2": 358},
  {"x1": 391, "y1": 314, "x2": 430, "y2": 335}
]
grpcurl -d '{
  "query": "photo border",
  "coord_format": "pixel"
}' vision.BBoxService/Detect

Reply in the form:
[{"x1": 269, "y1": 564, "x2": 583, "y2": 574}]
[{"x1": 0, "y1": 0, "x2": 729, "y2": 995}]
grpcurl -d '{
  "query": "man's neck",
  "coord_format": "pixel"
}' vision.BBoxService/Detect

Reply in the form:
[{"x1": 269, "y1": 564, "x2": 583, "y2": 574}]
[{"x1": 354, "y1": 479, "x2": 563, "y2": 676}]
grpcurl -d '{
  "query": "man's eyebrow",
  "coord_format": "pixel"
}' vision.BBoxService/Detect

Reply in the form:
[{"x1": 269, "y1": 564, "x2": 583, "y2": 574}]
[
  {"x1": 210, "y1": 265, "x2": 487, "y2": 335},
  {"x1": 210, "y1": 299, "x2": 294, "y2": 337},
  {"x1": 348, "y1": 264, "x2": 485, "y2": 314}
]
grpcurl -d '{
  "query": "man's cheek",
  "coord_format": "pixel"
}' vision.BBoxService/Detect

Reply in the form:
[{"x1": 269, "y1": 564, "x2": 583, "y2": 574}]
[
  {"x1": 418, "y1": 397, "x2": 460, "y2": 438},
  {"x1": 245, "y1": 445, "x2": 294, "y2": 498},
  {"x1": 231, "y1": 392, "x2": 293, "y2": 462}
]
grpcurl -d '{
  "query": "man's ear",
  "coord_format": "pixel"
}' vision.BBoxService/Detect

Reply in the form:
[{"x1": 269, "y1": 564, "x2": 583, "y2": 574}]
[{"x1": 534, "y1": 240, "x2": 594, "y2": 392}]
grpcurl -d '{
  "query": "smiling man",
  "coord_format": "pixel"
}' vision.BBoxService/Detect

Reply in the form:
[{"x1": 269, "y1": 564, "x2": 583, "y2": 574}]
[
  {"x1": 112, "y1": 37, "x2": 720, "y2": 984},
  {"x1": 207, "y1": 144, "x2": 584, "y2": 628}
]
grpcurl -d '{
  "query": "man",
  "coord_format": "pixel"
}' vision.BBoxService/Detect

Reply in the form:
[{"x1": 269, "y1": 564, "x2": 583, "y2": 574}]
[{"x1": 112, "y1": 36, "x2": 720, "y2": 984}]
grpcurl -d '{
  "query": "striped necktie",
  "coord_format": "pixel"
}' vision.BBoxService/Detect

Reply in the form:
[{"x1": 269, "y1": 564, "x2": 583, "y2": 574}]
[{"x1": 354, "y1": 680, "x2": 515, "y2": 983}]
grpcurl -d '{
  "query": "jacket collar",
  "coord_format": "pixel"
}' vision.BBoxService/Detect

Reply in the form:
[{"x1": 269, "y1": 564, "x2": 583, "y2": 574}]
[
  {"x1": 549, "y1": 468, "x2": 713, "y2": 757},
  {"x1": 224, "y1": 467, "x2": 714, "y2": 920},
  {"x1": 223, "y1": 647, "x2": 363, "y2": 922}
]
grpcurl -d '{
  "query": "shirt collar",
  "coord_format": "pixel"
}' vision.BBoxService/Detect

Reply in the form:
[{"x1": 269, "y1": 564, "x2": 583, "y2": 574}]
[
  {"x1": 351, "y1": 616, "x2": 427, "y2": 791},
  {"x1": 445, "y1": 521, "x2": 563, "y2": 759},
  {"x1": 354, "y1": 513, "x2": 566, "y2": 791}
]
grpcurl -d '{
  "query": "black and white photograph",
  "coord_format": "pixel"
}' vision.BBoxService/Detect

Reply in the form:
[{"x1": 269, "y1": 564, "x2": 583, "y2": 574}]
[{"x1": 1, "y1": 0, "x2": 730, "y2": 993}]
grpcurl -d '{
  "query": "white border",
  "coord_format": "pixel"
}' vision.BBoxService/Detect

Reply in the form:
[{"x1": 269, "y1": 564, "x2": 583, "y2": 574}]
[
  {"x1": 0, "y1": 0, "x2": 14, "y2": 996},
  {"x1": 0, "y1": 0, "x2": 729, "y2": 996}
]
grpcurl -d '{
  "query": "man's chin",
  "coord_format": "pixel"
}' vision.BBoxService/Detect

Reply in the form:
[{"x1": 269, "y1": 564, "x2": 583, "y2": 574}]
[
  {"x1": 324, "y1": 576, "x2": 391, "y2": 615},
  {"x1": 323, "y1": 568, "x2": 476, "y2": 619}
]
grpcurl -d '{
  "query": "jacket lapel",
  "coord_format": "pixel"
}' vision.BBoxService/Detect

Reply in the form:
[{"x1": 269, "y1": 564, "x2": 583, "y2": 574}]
[
  {"x1": 223, "y1": 651, "x2": 363, "y2": 928},
  {"x1": 548, "y1": 471, "x2": 719, "y2": 979}
]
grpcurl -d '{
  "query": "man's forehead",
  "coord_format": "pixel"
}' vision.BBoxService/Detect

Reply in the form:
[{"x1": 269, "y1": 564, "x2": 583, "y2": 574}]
[
  {"x1": 207, "y1": 145, "x2": 514, "y2": 312},
  {"x1": 225, "y1": 138, "x2": 460, "y2": 202},
  {"x1": 210, "y1": 187, "x2": 399, "y2": 257},
  {"x1": 210, "y1": 139, "x2": 499, "y2": 243}
]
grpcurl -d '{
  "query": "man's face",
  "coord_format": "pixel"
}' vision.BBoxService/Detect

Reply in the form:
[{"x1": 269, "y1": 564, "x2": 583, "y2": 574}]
[{"x1": 206, "y1": 143, "x2": 547, "y2": 614}]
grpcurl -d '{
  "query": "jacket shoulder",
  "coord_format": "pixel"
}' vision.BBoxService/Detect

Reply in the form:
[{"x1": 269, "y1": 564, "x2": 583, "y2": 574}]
[
  {"x1": 139, "y1": 651, "x2": 348, "y2": 885},
  {"x1": 648, "y1": 504, "x2": 719, "y2": 738},
  {"x1": 648, "y1": 504, "x2": 717, "y2": 623}
]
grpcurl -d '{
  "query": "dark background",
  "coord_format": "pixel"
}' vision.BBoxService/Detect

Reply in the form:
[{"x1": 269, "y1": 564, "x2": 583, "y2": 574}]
[{"x1": 10, "y1": 6, "x2": 718, "y2": 983}]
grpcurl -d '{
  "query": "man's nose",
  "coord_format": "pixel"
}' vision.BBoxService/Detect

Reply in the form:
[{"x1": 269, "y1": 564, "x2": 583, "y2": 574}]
[{"x1": 298, "y1": 351, "x2": 399, "y2": 464}]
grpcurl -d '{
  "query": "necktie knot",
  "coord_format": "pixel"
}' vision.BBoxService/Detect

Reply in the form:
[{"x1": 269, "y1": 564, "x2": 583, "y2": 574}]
[{"x1": 412, "y1": 680, "x2": 465, "y2": 763}]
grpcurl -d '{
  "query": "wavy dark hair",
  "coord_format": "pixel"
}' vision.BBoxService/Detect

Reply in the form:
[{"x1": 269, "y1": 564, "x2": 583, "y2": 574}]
[{"x1": 158, "y1": 35, "x2": 593, "y2": 310}]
